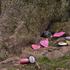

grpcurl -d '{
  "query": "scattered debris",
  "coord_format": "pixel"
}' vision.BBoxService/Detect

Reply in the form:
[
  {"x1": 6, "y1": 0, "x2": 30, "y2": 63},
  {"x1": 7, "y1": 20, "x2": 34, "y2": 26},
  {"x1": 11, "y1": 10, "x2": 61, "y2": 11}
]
[
  {"x1": 40, "y1": 38, "x2": 49, "y2": 48},
  {"x1": 31, "y1": 31, "x2": 70, "y2": 50},
  {"x1": 19, "y1": 57, "x2": 29, "y2": 64},
  {"x1": 19, "y1": 55, "x2": 40, "y2": 69},
  {"x1": 29, "y1": 56, "x2": 36, "y2": 63},
  {"x1": 52, "y1": 31, "x2": 65, "y2": 38},
  {"x1": 58, "y1": 41, "x2": 68, "y2": 46},
  {"x1": 32, "y1": 44, "x2": 41, "y2": 50},
  {"x1": 41, "y1": 31, "x2": 52, "y2": 38},
  {"x1": 19, "y1": 56, "x2": 36, "y2": 64},
  {"x1": 64, "y1": 36, "x2": 70, "y2": 40}
]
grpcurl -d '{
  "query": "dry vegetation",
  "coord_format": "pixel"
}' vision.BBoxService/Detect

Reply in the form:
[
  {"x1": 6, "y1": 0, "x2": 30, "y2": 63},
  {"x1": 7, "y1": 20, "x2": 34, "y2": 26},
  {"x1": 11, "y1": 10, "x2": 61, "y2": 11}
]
[{"x1": 0, "y1": 0, "x2": 70, "y2": 70}]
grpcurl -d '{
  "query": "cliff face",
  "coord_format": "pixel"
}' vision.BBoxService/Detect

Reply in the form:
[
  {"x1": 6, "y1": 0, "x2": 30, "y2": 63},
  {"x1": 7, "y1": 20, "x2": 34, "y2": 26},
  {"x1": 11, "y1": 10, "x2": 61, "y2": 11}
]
[{"x1": 0, "y1": 0, "x2": 70, "y2": 47}]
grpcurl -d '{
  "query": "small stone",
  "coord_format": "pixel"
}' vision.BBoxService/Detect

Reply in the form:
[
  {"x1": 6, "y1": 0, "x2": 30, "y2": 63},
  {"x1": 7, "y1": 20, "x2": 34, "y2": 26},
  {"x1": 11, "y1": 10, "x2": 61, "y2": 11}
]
[{"x1": 29, "y1": 56, "x2": 36, "y2": 63}]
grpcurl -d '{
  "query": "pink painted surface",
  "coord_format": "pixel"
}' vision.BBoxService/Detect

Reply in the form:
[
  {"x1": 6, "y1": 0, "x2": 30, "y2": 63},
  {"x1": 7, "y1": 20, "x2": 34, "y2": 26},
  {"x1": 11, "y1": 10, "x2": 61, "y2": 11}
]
[
  {"x1": 40, "y1": 38, "x2": 49, "y2": 47},
  {"x1": 52, "y1": 32, "x2": 65, "y2": 37},
  {"x1": 32, "y1": 44, "x2": 41, "y2": 50}
]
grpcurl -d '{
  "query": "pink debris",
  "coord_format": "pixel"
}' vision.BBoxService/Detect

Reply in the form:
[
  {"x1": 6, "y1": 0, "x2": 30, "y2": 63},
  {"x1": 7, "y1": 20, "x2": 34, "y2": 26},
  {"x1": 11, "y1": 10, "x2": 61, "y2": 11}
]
[
  {"x1": 40, "y1": 38, "x2": 49, "y2": 47},
  {"x1": 32, "y1": 44, "x2": 41, "y2": 50},
  {"x1": 52, "y1": 31, "x2": 65, "y2": 37},
  {"x1": 19, "y1": 58, "x2": 29, "y2": 64}
]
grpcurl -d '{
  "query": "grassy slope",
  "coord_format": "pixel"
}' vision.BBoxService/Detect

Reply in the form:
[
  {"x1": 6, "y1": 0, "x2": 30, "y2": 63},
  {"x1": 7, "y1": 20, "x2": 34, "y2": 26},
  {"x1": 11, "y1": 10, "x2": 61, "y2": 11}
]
[{"x1": 0, "y1": 55, "x2": 70, "y2": 70}]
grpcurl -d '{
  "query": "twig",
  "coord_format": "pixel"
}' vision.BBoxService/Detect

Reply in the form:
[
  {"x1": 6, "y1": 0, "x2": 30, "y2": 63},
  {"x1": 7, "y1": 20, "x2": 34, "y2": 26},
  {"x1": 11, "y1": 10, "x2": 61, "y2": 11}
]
[{"x1": 35, "y1": 62, "x2": 40, "y2": 70}]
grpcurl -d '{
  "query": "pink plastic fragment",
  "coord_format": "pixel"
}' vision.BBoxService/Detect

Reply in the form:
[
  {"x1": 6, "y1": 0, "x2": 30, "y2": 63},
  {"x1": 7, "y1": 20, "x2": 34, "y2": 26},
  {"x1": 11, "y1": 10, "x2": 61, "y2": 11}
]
[
  {"x1": 20, "y1": 58, "x2": 29, "y2": 64},
  {"x1": 32, "y1": 44, "x2": 41, "y2": 50},
  {"x1": 52, "y1": 32, "x2": 65, "y2": 37},
  {"x1": 40, "y1": 38, "x2": 49, "y2": 47}
]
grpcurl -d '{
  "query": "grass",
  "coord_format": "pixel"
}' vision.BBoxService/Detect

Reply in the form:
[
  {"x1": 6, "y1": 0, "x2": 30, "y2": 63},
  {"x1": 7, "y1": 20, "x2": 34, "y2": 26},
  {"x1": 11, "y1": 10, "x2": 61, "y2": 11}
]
[
  {"x1": 0, "y1": 54, "x2": 70, "y2": 70},
  {"x1": 38, "y1": 55, "x2": 70, "y2": 70}
]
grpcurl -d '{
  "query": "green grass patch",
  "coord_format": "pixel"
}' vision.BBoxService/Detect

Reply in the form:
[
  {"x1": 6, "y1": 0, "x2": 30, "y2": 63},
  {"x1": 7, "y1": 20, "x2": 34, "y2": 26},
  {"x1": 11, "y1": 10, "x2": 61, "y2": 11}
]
[{"x1": 38, "y1": 55, "x2": 70, "y2": 69}]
